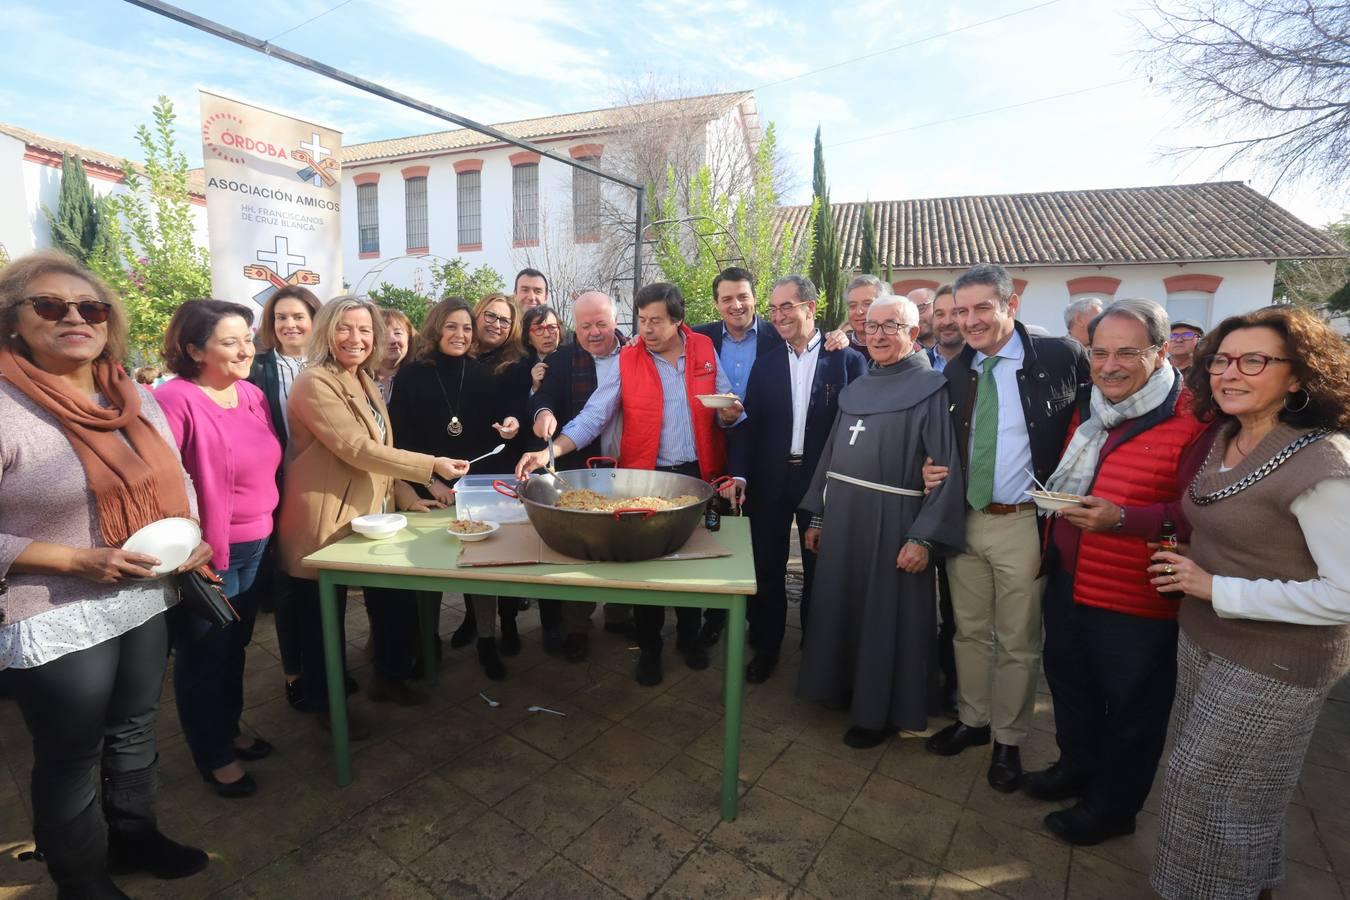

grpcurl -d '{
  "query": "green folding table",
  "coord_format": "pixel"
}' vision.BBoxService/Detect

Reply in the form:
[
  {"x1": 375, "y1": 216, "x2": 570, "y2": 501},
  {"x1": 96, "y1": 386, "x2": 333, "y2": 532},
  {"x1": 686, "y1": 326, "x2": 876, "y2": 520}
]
[{"x1": 303, "y1": 509, "x2": 756, "y2": 821}]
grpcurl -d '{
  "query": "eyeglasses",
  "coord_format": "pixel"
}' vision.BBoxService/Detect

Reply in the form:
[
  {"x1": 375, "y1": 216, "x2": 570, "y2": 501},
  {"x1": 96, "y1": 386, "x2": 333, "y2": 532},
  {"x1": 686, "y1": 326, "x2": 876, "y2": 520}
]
[
  {"x1": 482, "y1": 311, "x2": 512, "y2": 327},
  {"x1": 1089, "y1": 345, "x2": 1158, "y2": 363},
  {"x1": 529, "y1": 323, "x2": 560, "y2": 336},
  {"x1": 862, "y1": 320, "x2": 912, "y2": 335},
  {"x1": 1170, "y1": 331, "x2": 1200, "y2": 342},
  {"x1": 767, "y1": 300, "x2": 812, "y2": 319},
  {"x1": 1204, "y1": 352, "x2": 1292, "y2": 376},
  {"x1": 25, "y1": 295, "x2": 112, "y2": 324}
]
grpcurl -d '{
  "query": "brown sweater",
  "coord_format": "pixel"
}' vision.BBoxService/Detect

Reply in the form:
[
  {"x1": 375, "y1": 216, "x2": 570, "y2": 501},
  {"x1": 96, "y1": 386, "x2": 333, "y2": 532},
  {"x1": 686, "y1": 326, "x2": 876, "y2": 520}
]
[{"x1": 1180, "y1": 422, "x2": 1350, "y2": 688}]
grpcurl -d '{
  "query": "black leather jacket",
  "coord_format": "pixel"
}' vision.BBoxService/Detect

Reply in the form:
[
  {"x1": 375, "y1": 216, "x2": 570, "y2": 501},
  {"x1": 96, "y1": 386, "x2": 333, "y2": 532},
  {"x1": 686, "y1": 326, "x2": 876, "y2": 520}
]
[{"x1": 942, "y1": 320, "x2": 1090, "y2": 489}]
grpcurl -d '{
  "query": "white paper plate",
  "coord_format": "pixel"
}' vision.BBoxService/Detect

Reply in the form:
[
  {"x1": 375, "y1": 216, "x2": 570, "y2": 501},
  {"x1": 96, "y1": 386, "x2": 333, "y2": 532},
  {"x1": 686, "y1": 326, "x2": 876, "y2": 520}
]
[
  {"x1": 447, "y1": 520, "x2": 500, "y2": 542},
  {"x1": 696, "y1": 394, "x2": 739, "y2": 409},
  {"x1": 122, "y1": 517, "x2": 202, "y2": 574},
  {"x1": 1026, "y1": 489, "x2": 1086, "y2": 512},
  {"x1": 351, "y1": 513, "x2": 407, "y2": 540}
]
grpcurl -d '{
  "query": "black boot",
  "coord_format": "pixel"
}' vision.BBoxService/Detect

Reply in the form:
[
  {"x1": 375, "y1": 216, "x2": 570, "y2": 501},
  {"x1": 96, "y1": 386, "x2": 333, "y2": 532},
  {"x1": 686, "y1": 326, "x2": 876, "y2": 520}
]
[
  {"x1": 477, "y1": 638, "x2": 507, "y2": 680},
  {"x1": 499, "y1": 612, "x2": 521, "y2": 657},
  {"x1": 36, "y1": 797, "x2": 130, "y2": 899},
  {"x1": 103, "y1": 760, "x2": 208, "y2": 880},
  {"x1": 449, "y1": 606, "x2": 477, "y2": 649}
]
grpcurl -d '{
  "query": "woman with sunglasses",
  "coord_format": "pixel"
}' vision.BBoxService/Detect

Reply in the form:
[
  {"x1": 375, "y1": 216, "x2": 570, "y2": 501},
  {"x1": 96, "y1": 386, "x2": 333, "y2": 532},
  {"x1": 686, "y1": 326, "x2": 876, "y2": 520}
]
[
  {"x1": 1150, "y1": 307, "x2": 1350, "y2": 900},
  {"x1": 248, "y1": 285, "x2": 320, "y2": 711},
  {"x1": 0, "y1": 251, "x2": 213, "y2": 897},
  {"x1": 387, "y1": 297, "x2": 520, "y2": 679},
  {"x1": 447, "y1": 293, "x2": 530, "y2": 652},
  {"x1": 156, "y1": 300, "x2": 282, "y2": 799}
]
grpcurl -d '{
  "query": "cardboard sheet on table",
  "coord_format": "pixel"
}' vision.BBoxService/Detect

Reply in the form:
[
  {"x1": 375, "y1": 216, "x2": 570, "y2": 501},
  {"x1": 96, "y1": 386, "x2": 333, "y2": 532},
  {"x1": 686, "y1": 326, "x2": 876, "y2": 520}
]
[{"x1": 455, "y1": 521, "x2": 732, "y2": 567}]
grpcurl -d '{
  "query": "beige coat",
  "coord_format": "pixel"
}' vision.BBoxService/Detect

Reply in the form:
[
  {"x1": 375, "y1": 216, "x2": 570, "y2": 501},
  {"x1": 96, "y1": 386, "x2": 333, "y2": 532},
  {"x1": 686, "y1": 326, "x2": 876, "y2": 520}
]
[{"x1": 277, "y1": 365, "x2": 434, "y2": 580}]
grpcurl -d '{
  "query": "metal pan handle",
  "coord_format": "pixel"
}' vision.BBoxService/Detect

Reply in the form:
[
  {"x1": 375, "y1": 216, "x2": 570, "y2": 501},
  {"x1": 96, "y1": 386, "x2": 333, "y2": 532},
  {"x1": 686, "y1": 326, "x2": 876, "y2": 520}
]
[
  {"x1": 587, "y1": 456, "x2": 618, "y2": 469},
  {"x1": 611, "y1": 507, "x2": 656, "y2": 521},
  {"x1": 492, "y1": 480, "x2": 519, "y2": 499}
]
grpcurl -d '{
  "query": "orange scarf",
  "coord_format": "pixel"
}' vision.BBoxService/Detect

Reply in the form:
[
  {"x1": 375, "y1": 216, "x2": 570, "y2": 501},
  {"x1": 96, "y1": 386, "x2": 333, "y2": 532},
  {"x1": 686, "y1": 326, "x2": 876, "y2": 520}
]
[{"x1": 0, "y1": 348, "x2": 192, "y2": 547}]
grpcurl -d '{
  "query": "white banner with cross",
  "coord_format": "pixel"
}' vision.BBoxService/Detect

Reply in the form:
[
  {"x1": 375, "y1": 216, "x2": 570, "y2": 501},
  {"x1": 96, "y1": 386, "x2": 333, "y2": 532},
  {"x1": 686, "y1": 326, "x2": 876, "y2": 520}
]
[{"x1": 199, "y1": 90, "x2": 343, "y2": 314}]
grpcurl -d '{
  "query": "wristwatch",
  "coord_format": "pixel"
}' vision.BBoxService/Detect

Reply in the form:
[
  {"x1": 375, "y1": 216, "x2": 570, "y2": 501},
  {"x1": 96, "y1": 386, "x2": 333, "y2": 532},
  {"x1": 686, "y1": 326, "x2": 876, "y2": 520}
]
[{"x1": 1112, "y1": 506, "x2": 1126, "y2": 532}]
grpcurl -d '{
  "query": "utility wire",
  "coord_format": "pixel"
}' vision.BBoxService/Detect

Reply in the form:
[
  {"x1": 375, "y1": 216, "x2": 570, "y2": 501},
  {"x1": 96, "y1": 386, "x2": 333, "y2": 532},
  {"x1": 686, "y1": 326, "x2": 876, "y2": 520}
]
[
  {"x1": 755, "y1": 0, "x2": 1062, "y2": 90},
  {"x1": 268, "y1": 0, "x2": 359, "y2": 42},
  {"x1": 827, "y1": 76, "x2": 1145, "y2": 147}
]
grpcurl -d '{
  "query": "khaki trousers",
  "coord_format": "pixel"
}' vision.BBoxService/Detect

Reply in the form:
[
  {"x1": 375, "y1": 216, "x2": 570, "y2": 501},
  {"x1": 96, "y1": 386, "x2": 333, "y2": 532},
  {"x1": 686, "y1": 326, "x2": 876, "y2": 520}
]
[{"x1": 946, "y1": 507, "x2": 1044, "y2": 745}]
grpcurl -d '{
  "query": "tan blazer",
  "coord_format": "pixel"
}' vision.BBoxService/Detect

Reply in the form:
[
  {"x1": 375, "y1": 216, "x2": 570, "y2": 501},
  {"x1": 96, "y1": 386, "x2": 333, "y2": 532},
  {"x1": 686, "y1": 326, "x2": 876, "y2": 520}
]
[{"x1": 277, "y1": 365, "x2": 434, "y2": 579}]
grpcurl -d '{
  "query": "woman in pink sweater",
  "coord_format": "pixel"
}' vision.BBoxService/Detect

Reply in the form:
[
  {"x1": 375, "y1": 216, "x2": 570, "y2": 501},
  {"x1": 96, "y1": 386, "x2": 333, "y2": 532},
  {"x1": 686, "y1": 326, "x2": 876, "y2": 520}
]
[{"x1": 156, "y1": 300, "x2": 282, "y2": 799}]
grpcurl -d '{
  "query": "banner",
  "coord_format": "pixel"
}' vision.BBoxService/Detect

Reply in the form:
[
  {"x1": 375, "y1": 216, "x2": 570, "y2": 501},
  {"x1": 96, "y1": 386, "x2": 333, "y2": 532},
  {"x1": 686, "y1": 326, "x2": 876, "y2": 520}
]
[{"x1": 199, "y1": 90, "x2": 342, "y2": 313}]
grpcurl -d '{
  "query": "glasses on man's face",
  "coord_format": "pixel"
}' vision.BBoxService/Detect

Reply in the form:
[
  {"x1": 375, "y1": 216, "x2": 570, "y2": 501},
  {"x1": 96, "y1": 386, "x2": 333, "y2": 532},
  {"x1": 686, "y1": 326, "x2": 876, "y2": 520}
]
[
  {"x1": 768, "y1": 300, "x2": 811, "y2": 319},
  {"x1": 482, "y1": 311, "x2": 512, "y2": 328},
  {"x1": 912, "y1": 301, "x2": 933, "y2": 312},
  {"x1": 1170, "y1": 331, "x2": 1200, "y2": 342},
  {"x1": 862, "y1": 320, "x2": 910, "y2": 335},
  {"x1": 1204, "y1": 352, "x2": 1292, "y2": 376},
  {"x1": 1089, "y1": 345, "x2": 1157, "y2": 364},
  {"x1": 529, "y1": 323, "x2": 560, "y2": 336},
  {"x1": 25, "y1": 295, "x2": 112, "y2": 324}
]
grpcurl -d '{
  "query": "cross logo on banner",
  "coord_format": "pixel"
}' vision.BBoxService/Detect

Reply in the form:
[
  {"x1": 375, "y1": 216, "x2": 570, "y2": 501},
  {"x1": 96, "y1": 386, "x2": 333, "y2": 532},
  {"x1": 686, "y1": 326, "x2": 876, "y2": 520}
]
[
  {"x1": 257, "y1": 236, "x2": 307, "y2": 278},
  {"x1": 296, "y1": 132, "x2": 331, "y2": 187},
  {"x1": 242, "y1": 235, "x2": 321, "y2": 306}
]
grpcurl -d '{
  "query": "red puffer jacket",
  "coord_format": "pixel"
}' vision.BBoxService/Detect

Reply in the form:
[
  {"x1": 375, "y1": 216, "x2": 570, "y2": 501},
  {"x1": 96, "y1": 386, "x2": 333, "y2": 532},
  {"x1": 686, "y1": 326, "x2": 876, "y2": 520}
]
[{"x1": 1069, "y1": 388, "x2": 1208, "y2": 619}]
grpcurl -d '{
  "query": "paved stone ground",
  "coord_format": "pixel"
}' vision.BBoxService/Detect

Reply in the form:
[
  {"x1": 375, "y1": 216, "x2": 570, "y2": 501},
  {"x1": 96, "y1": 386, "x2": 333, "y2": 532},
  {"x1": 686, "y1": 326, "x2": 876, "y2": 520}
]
[{"x1": 5, "y1": 555, "x2": 1350, "y2": 899}]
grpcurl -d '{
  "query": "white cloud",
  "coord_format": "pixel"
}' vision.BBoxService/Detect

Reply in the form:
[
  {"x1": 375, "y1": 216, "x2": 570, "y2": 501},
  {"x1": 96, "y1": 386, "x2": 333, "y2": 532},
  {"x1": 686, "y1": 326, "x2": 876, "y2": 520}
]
[{"x1": 378, "y1": 0, "x2": 610, "y2": 89}]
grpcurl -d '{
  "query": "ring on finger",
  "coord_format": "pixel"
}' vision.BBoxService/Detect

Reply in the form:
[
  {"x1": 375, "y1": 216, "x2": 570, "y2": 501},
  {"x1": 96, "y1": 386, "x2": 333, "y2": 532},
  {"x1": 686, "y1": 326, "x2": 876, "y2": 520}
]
[{"x1": 1164, "y1": 565, "x2": 1175, "y2": 575}]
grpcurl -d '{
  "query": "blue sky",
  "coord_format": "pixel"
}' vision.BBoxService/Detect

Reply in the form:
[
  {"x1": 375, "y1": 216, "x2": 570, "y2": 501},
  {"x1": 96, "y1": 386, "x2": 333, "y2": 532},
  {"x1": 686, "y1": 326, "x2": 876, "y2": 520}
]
[{"x1": 3, "y1": 0, "x2": 1342, "y2": 227}]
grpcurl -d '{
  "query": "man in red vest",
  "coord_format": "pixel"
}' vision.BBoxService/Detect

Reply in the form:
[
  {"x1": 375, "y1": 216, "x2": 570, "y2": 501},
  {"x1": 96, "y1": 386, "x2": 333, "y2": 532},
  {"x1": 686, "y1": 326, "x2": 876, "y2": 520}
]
[{"x1": 517, "y1": 282, "x2": 743, "y2": 685}]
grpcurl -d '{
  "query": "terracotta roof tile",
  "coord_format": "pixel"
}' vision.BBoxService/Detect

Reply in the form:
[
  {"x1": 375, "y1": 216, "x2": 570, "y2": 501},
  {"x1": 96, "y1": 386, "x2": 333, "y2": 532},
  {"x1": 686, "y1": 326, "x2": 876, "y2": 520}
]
[
  {"x1": 780, "y1": 182, "x2": 1346, "y2": 267},
  {"x1": 0, "y1": 121, "x2": 206, "y2": 196}
]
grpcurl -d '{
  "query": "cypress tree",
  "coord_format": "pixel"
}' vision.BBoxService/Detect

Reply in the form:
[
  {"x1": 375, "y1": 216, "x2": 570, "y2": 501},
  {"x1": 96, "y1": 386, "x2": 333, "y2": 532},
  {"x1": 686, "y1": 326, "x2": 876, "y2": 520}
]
[
  {"x1": 45, "y1": 153, "x2": 104, "y2": 263},
  {"x1": 807, "y1": 127, "x2": 844, "y2": 328},
  {"x1": 859, "y1": 200, "x2": 878, "y2": 277}
]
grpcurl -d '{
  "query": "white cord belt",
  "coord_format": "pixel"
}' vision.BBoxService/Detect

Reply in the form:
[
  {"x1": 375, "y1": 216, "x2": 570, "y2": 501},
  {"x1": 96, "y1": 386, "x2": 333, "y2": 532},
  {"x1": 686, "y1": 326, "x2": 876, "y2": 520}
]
[{"x1": 826, "y1": 471, "x2": 925, "y2": 497}]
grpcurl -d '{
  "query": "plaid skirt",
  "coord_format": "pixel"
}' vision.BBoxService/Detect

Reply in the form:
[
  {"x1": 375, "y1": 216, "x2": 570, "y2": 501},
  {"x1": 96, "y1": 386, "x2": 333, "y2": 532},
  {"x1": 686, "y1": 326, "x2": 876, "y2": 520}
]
[{"x1": 1151, "y1": 630, "x2": 1331, "y2": 899}]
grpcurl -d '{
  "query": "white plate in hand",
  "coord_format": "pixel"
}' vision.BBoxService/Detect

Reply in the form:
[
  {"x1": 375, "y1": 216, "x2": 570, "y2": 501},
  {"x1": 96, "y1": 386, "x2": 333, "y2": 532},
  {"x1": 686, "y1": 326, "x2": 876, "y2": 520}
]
[
  {"x1": 122, "y1": 517, "x2": 201, "y2": 574},
  {"x1": 696, "y1": 394, "x2": 739, "y2": 409},
  {"x1": 1026, "y1": 490, "x2": 1086, "y2": 512}
]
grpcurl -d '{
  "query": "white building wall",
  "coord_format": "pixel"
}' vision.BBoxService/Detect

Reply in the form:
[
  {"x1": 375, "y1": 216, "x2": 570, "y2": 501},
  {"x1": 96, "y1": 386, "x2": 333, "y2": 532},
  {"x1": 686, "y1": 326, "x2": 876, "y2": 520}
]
[
  {"x1": 343, "y1": 139, "x2": 614, "y2": 299},
  {"x1": 0, "y1": 134, "x2": 207, "y2": 264},
  {"x1": 891, "y1": 261, "x2": 1276, "y2": 336}
]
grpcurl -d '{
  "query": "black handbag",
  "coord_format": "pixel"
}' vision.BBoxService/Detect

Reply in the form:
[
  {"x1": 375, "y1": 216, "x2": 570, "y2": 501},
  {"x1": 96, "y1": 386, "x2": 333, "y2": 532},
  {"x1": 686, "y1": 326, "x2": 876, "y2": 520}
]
[{"x1": 177, "y1": 566, "x2": 239, "y2": 626}]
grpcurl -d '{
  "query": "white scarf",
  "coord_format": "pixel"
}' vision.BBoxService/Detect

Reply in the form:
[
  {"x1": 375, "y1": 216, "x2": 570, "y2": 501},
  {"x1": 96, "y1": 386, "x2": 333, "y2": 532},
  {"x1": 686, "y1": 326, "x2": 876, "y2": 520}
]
[{"x1": 1045, "y1": 362, "x2": 1178, "y2": 497}]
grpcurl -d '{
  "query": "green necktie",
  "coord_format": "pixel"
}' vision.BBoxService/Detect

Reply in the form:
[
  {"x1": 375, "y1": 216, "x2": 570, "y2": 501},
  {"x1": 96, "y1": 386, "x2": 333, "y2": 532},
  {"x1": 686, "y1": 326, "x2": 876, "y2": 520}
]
[{"x1": 966, "y1": 356, "x2": 1001, "y2": 510}]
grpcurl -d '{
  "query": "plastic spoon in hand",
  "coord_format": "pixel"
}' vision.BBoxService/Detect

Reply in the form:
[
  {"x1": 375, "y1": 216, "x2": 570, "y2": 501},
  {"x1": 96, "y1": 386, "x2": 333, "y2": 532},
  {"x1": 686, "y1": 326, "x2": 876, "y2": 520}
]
[
  {"x1": 1025, "y1": 467, "x2": 1049, "y2": 492},
  {"x1": 467, "y1": 444, "x2": 505, "y2": 466}
]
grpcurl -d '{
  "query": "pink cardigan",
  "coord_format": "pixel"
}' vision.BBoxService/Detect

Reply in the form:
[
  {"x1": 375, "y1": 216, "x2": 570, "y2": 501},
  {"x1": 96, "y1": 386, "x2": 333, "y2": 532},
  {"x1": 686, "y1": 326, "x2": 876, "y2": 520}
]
[{"x1": 155, "y1": 378, "x2": 281, "y2": 569}]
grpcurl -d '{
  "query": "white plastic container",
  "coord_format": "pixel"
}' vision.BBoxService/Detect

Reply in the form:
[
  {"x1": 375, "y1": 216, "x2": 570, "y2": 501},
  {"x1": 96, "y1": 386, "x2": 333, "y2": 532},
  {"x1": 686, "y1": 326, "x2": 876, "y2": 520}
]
[{"x1": 455, "y1": 475, "x2": 528, "y2": 524}]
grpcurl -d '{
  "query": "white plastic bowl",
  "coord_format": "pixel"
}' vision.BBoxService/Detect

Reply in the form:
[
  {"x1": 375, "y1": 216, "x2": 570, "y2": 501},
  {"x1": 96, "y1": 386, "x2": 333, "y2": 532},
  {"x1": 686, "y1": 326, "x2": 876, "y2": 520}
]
[
  {"x1": 696, "y1": 394, "x2": 739, "y2": 409},
  {"x1": 447, "y1": 519, "x2": 500, "y2": 542},
  {"x1": 122, "y1": 517, "x2": 202, "y2": 574},
  {"x1": 351, "y1": 513, "x2": 407, "y2": 540},
  {"x1": 1026, "y1": 490, "x2": 1086, "y2": 513}
]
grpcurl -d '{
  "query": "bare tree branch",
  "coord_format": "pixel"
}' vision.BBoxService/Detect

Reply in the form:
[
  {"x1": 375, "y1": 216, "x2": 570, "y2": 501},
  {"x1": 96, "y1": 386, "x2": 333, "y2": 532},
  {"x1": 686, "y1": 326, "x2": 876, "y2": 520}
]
[{"x1": 1138, "y1": 0, "x2": 1350, "y2": 192}]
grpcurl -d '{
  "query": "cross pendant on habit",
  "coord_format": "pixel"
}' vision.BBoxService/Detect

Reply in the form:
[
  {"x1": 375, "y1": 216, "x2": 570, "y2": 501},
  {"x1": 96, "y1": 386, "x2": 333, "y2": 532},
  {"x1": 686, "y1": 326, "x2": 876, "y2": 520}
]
[{"x1": 848, "y1": 419, "x2": 866, "y2": 446}]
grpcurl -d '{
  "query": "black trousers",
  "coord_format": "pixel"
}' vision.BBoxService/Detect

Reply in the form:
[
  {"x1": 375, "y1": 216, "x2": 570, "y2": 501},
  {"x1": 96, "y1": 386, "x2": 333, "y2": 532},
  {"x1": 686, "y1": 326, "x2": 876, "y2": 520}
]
[
  {"x1": 294, "y1": 578, "x2": 418, "y2": 710},
  {"x1": 172, "y1": 537, "x2": 266, "y2": 773},
  {"x1": 9, "y1": 614, "x2": 167, "y2": 832},
  {"x1": 936, "y1": 559, "x2": 958, "y2": 692},
  {"x1": 746, "y1": 462, "x2": 815, "y2": 657},
  {"x1": 1041, "y1": 567, "x2": 1178, "y2": 820}
]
